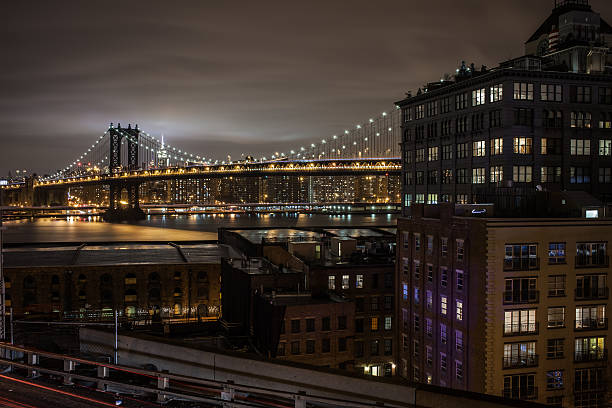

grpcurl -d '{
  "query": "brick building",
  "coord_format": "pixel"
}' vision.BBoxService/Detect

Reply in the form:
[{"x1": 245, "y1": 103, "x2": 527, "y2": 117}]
[
  {"x1": 3, "y1": 243, "x2": 227, "y2": 319},
  {"x1": 397, "y1": 202, "x2": 610, "y2": 407}
]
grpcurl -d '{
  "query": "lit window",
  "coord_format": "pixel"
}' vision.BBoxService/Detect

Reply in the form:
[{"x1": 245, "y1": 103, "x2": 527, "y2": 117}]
[
  {"x1": 472, "y1": 88, "x2": 486, "y2": 106},
  {"x1": 328, "y1": 275, "x2": 335, "y2": 290},
  {"x1": 570, "y1": 139, "x2": 591, "y2": 156},
  {"x1": 384, "y1": 316, "x2": 392, "y2": 330},
  {"x1": 441, "y1": 295, "x2": 448, "y2": 316},
  {"x1": 600, "y1": 139, "x2": 611, "y2": 156},
  {"x1": 472, "y1": 167, "x2": 486, "y2": 184},
  {"x1": 371, "y1": 317, "x2": 379, "y2": 331},
  {"x1": 490, "y1": 166, "x2": 503, "y2": 182},
  {"x1": 440, "y1": 323, "x2": 447, "y2": 343},
  {"x1": 356, "y1": 274, "x2": 363, "y2": 289},
  {"x1": 341, "y1": 275, "x2": 349, "y2": 289},
  {"x1": 546, "y1": 370, "x2": 564, "y2": 390},
  {"x1": 513, "y1": 137, "x2": 532, "y2": 154},
  {"x1": 513, "y1": 82, "x2": 533, "y2": 100},
  {"x1": 456, "y1": 300, "x2": 463, "y2": 321},
  {"x1": 472, "y1": 140, "x2": 486, "y2": 156},
  {"x1": 490, "y1": 84, "x2": 503, "y2": 102},
  {"x1": 402, "y1": 283, "x2": 408, "y2": 300}
]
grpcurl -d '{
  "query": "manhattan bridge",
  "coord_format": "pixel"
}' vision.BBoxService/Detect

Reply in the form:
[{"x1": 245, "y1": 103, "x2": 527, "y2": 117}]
[{"x1": 1, "y1": 108, "x2": 402, "y2": 220}]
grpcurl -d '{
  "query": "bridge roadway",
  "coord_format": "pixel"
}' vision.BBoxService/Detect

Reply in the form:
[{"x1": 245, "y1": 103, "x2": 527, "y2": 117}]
[{"x1": 2, "y1": 158, "x2": 401, "y2": 191}]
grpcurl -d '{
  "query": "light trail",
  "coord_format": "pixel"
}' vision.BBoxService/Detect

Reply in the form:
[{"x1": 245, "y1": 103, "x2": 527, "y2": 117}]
[{"x1": 0, "y1": 374, "x2": 117, "y2": 407}]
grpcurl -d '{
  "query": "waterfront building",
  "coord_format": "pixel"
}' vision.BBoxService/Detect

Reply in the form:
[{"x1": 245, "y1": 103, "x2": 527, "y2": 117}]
[{"x1": 2, "y1": 243, "x2": 230, "y2": 319}]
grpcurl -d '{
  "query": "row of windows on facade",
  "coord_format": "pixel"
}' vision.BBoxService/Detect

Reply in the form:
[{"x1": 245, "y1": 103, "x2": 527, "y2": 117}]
[
  {"x1": 408, "y1": 109, "x2": 612, "y2": 139},
  {"x1": 409, "y1": 335, "x2": 605, "y2": 395},
  {"x1": 284, "y1": 315, "x2": 394, "y2": 334},
  {"x1": 405, "y1": 138, "x2": 612, "y2": 163},
  {"x1": 14, "y1": 271, "x2": 209, "y2": 287},
  {"x1": 405, "y1": 166, "x2": 612, "y2": 187},
  {"x1": 502, "y1": 367, "x2": 606, "y2": 406},
  {"x1": 504, "y1": 303, "x2": 607, "y2": 335},
  {"x1": 404, "y1": 84, "x2": 612, "y2": 122},
  {"x1": 327, "y1": 273, "x2": 393, "y2": 291},
  {"x1": 14, "y1": 273, "x2": 209, "y2": 307},
  {"x1": 278, "y1": 338, "x2": 393, "y2": 358},
  {"x1": 402, "y1": 286, "x2": 466, "y2": 322}
]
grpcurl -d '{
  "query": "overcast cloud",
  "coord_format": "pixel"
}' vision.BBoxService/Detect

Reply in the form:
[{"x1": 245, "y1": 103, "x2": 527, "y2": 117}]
[{"x1": 1, "y1": 0, "x2": 611, "y2": 175}]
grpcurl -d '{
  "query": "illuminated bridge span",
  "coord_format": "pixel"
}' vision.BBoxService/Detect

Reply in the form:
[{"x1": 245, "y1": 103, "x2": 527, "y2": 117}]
[
  {"x1": 36, "y1": 158, "x2": 400, "y2": 187},
  {"x1": 1, "y1": 110, "x2": 401, "y2": 219}
]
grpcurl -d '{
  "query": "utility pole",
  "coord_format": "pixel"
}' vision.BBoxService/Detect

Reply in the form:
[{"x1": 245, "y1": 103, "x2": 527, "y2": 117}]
[{"x1": 0, "y1": 189, "x2": 6, "y2": 342}]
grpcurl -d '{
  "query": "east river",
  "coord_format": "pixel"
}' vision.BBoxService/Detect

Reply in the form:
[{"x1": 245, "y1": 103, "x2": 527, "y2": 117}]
[{"x1": 2, "y1": 213, "x2": 398, "y2": 243}]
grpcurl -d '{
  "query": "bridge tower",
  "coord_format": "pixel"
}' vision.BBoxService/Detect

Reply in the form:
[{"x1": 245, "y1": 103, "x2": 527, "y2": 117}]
[
  {"x1": 109, "y1": 123, "x2": 140, "y2": 172},
  {"x1": 105, "y1": 123, "x2": 145, "y2": 221}
]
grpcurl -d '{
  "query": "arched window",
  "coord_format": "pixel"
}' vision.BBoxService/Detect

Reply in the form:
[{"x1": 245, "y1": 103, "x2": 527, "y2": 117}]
[
  {"x1": 78, "y1": 274, "x2": 87, "y2": 284},
  {"x1": 173, "y1": 287, "x2": 182, "y2": 298},
  {"x1": 78, "y1": 289, "x2": 86, "y2": 301},
  {"x1": 4, "y1": 276, "x2": 11, "y2": 289},
  {"x1": 173, "y1": 271, "x2": 182, "y2": 281},
  {"x1": 51, "y1": 275, "x2": 60, "y2": 285}
]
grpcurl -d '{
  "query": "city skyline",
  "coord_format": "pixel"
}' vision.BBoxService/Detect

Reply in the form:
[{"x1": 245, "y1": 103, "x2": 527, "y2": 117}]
[{"x1": 4, "y1": 0, "x2": 612, "y2": 175}]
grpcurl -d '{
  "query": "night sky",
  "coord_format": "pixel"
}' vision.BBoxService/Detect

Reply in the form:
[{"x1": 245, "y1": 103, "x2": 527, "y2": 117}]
[{"x1": 2, "y1": 0, "x2": 611, "y2": 175}]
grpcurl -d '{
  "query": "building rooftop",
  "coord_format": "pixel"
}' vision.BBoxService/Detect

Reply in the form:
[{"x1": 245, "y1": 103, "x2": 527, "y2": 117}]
[
  {"x1": 263, "y1": 292, "x2": 349, "y2": 307},
  {"x1": 3, "y1": 242, "x2": 234, "y2": 268},
  {"x1": 231, "y1": 228, "x2": 322, "y2": 244}
]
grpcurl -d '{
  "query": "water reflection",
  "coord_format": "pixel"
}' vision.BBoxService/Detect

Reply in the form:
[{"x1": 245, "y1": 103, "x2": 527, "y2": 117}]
[{"x1": 3, "y1": 213, "x2": 397, "y2": 243}]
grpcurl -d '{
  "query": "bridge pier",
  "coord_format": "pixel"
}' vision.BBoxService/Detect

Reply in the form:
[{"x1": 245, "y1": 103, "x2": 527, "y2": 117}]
[{"x1": 104, "y1": 182, "x2": 145, "y2": 222}]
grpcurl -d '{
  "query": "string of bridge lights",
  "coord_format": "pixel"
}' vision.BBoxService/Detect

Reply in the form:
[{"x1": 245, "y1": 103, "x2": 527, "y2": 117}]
[
  {"x1": 45, "y1": 106, "x2": 399, "y2": 180},
  {"x1": 266, "y1": 106, "x2": 399, "y2": 161},
  {"x1": 43, "y1": 130, "x2": 110, "y2": 181}
]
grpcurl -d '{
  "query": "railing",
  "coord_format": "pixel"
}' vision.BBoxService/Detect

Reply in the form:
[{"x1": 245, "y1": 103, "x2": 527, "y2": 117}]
[
  {"x1": 575, "y1": 255, "x2": 609, "y2": 269},
  {"x1": 574, "y1": 349, "x2": 608, "y2": 363},
  {"x1": 575, "y1": 287, "x2": 609, "y2": 300},
  {"x1": 503, "y1": 290, "x2": 539, "y2": 305},
  {"x1": 503, "y1": 387, "x2": 538, "y2": 401},
  {"x1": 503, "y1": 322, "x2": 539, "y2": 337},
  {"x1": 503, "y1": 257, "x2": 539, "y2": 272},
  {"x1": 575, "y1": 318, "x2": 608, "y2": 331},
  {"x1": 502, "y1": 355, "x2": 539, "y2": 369}
]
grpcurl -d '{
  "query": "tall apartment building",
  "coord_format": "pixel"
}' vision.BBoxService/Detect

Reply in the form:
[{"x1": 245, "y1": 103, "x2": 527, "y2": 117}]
[
  {"x1": 397, "y1": 203, "x2": 610, "y2": 407},
  {"x1": 395, "y1": 2, "x2": 612, "y2": 407},
  {"x1": 396, "y1": 1, "x2": 612, "y2": 214}
]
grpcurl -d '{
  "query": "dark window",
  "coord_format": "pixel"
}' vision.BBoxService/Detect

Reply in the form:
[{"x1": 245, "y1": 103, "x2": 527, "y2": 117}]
[
  {"x1": 489, "y1": 110, "x2": 502, "y2": 128},
  {"x1": 599, "y1": 87, "x2": 612, "y2": 104},
  {"x1": 355, "y1": 298, "x2": 364, "y2": 313},
  {"x1": 371, "y1": 340, "x2": 380, "y2": 356},
  {"x1": 354, "y1": 341, "x2": 364, "y2": 357},
  {"x1": 291, "y1": 319, "x2": 301, "y2": 333},
  {"x1": 306, "y1": 318, "x2": 315, "y2": 332},
  {"x1": 306, "y1": 340, "x2": 315, "y2": 354},
  {"x1": 384, "y1": 272, "x2": 393, "y2": 289},
  {"x1": 322, "y1": 338, "x2": 330, "y2": 353},
  {"x1": 338, "y1": 315, "x2": 347, "y2": 330},
  {"x1": 277, "y1": 343, "x2": 285, "y2": 356},
  {"x1": 338, "y1": 337, "x2": 347, "y2": 352},
  {"x1": 371, "y1": 274, "x2": 378, "y2": 289},
  {"x1": 384, "y1": 295, "x2": 393, "y2": 310},
  {"x1": 291, "y1": 341, "x2": 300, "y2": 355},
  {"x1": 355, "y1": 318, "x2": 364, "y2": 333},
  {"x1": 322, "y1": 317, "x2": 331, "y2": 331},
  {"x1": 456, "y1": 143, "x2": 469, "y2": 159},
  {"x1": 514, "y1": 108, "x2": 534, "y2": 126},
  {"x1": 384, "y1": 339, "x2": 393, "y2": 356}
]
